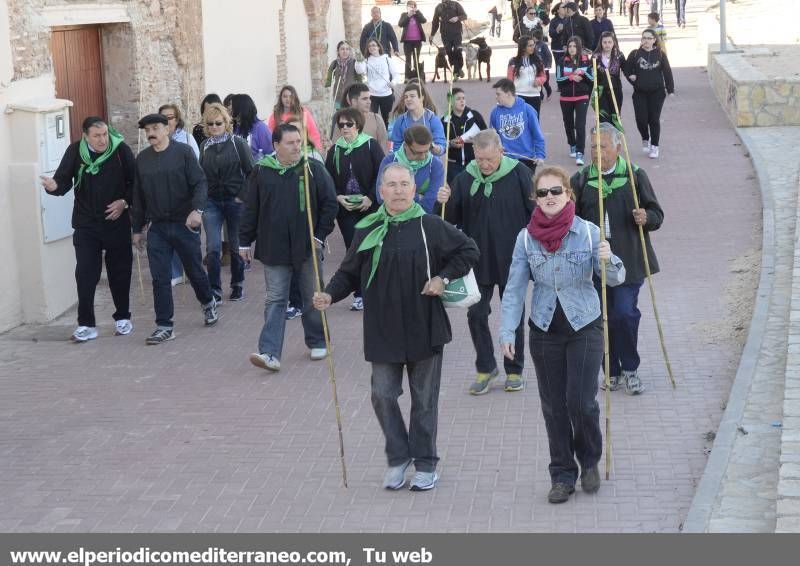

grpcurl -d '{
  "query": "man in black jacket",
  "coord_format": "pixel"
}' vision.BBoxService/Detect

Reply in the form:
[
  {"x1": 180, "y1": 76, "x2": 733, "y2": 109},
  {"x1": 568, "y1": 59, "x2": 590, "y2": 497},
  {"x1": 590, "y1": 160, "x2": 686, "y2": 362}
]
[
  {"x1": 131, "y1": 113, "x2": 218, "y2": 345},
  {"x1": 571, "y1": 123, "x2": 664, "y2": 396},
  {"x1": 240, "y1": 124, "x2": 338, "y2": 373},
  {"x1": 442, "y1": 87, "x2": 487, "y2": 182},
  {"x1": 359, "y1": 6, "x2": 399, "y2": 57},
  {"x1": 42, "y1": 116, "x2": 135, "y2": 342},
  {"x1": 314, "y1": 163, "x2": 479, "y2": 492},
  {"x1": 559, "y1": 2, "x2": 594, "y2": 51},
  {"x1": 430, "y1": 0, "x2": 468, "y2": 78}
]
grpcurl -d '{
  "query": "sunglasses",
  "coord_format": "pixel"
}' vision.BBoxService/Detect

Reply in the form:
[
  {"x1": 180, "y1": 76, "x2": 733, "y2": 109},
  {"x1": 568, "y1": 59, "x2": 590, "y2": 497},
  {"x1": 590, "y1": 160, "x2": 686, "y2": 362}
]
[
  {"x1": 535, "y1": 186, "x2": 565, "y2": 198},
  {"x1": 206, "y1": 121, "x2": 224, "y2": 127},
  {"x1": 337, "y1": 121, "x2": 355, "y2": 129}
]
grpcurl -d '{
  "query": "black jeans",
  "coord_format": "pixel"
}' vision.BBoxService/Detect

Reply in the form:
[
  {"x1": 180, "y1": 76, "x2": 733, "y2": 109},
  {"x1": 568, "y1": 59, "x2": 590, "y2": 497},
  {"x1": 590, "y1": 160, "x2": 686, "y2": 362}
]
[
  {"x1": 146, "y1": 222, "x2": 214, "y2": 328},
  {"x1": 73, "y1": 219, "x2": 132, "y2": 327},
  {"x1": 632, "y1": 89, "x2": 666, "y2": 146},
  {"x1": 371, "y1": 352, "x2": 443, "y2": 472},
  {"x1": 544, "y1": 70, "x2": 553, "y2": 97},
  {"x1": 468, "y1": 283, "x2": 525, "y2": 375},
  {"x1": 403, "y1": 41, "x2": 423, "y2": 78},
  {"x1": 559, "y1": 99, "x2": 590, "y2": 153},
  {"x1": 520, "y1": 94, "x2": 542, "y2": 121},
  {"x1": 529, "y1": 318, "x2": 604, "y2": 486},
  {"x1": 443, "y1": 37, "x2": 464, "y2": 74},
  {"x1": 337, "y1": 210, "x2": 368, "y2": 298},
  {"x1": 490, "y1": 13, "x2": 502, "y2": 37},
  {"x1": 371, "y1": 94, "x2": 395, "y2": 126}
]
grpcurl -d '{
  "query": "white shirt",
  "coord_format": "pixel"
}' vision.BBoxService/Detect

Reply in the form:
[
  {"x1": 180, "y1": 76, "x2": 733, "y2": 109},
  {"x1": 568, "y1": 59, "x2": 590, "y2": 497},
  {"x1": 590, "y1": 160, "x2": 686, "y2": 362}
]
[{"x1": 355, "y1": 55, "x2": 396, "y2": 97}]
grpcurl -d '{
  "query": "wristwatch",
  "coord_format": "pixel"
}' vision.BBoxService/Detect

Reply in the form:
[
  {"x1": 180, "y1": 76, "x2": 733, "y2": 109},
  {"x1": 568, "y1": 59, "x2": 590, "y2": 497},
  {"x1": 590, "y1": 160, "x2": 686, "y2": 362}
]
[{"x1": 194, "y1": 209, "x2": 204, "y2": 215}]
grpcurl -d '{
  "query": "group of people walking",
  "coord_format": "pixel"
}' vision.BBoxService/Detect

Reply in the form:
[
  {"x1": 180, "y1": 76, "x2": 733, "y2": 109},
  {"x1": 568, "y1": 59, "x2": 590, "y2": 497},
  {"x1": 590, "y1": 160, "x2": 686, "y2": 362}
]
[{"x1": 43, "y1": 0, "x2": 670, "y2": 503}]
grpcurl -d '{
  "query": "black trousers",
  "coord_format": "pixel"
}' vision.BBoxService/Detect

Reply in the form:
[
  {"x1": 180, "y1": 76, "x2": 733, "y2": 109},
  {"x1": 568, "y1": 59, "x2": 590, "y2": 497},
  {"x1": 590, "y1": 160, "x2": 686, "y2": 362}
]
[
  {"x1": 467, "y1": 283, "x2": 525, "y2": 375},
  {"x1": 337, "y1": 210, "x2": 368, "y2": 298},
  {"x1": 443, "y1": 37, "x2": 464, "y2": 74},
  {"x1": 632, "y1": 89, "x2": 666, "y2": 146},
  {"x1": 370, "y1": 94, "x2": 395, "y2": 126},
  {"x1": 529, "y1": 318, "x2": 604, "y2": 486},
  {"x1": 403, "y1": 41, "x2": 423, "y2": 78},
  {"x1": 520, "y1": 94, "x2": 542, "y2": 121},
  {"x1": 73, "y1": 219, "x2": 133, "y2": 327},
  {"x1": 559, "y1": 99, "x2": 590, "y2": 153}
]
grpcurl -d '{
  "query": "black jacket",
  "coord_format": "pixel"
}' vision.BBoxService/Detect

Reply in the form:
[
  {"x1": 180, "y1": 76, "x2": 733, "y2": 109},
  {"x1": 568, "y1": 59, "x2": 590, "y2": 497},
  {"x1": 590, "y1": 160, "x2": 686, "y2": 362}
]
[
  {"x1": 52, "y1": 140, "x2": 135, "y2": 229},
  {"x1": 199, "y1": 135, "x2": 254, "y2": 201},
  {"x1": 359, "y1": 20, "x2": 399, "y2": 56},
  {"x1": 431, "y1": 0, "x2": 467, "y2": 42},
  {"x1": 442, "y1": 107, "x2": 487, "y2": 167},
  {"x1": 325, "y1": 214, "x2": 479, "y2": 363},
  {"x1": 131, "y1": 141, "x2": 207, "y2": 232},
  {"x1": 571, "y1": 163, "x2": 663, "y2": 282},
  {"x1": 239, "y1": 158, "x2": 338, "y2": 268},
  {"x1": 559, "y1": 14, "x2": 594, "y2": 52},
  {"x1": 324, "y1": 138, "x2": 385, "y2": 209},
  {"x1": 626, "y1": 48, "x2": 675, "y2": 94},
  {"x1": 398, "y1": 12, "x2": 428, "y2": 42}
]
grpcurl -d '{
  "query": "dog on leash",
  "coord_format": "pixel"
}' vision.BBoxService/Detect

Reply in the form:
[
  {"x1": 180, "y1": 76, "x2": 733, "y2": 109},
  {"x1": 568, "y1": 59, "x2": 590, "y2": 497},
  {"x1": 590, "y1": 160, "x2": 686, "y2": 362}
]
[
  {"x1": 463, "y1": 42, "x2": 478, "y2": 80},
  {"x1": 469, "y1": 37, "x2": 492, "y2": 82},
  {"x1": 432, "y1": 46, "x2": 449, "y2": 82}
]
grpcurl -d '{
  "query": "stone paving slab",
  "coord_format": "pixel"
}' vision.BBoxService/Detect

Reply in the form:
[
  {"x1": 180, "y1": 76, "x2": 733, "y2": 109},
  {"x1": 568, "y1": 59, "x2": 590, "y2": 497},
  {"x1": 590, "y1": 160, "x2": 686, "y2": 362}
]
[{"x1": 0, "y1": 8, "x2": 760, "y2": 532}]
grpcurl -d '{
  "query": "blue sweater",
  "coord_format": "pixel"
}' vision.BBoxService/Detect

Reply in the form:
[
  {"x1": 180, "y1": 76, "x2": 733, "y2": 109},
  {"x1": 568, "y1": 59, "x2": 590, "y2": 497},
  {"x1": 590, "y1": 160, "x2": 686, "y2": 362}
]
[
  {"x1": 375, "y1": 150, "x2": 444, "y2": 213},
  {"x1": 390, "y1": 109, "x2": 447, "y2": 153},
  {"x1": 489, "y1": 96, "x2": 546, "y2": 160}
]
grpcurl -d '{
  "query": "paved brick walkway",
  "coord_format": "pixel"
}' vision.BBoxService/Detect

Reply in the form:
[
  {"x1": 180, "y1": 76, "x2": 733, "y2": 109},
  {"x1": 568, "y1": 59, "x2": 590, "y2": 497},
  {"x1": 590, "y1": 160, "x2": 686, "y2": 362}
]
[{"x1": 0, "y1": 6, "x2": 761, "y2": 532}]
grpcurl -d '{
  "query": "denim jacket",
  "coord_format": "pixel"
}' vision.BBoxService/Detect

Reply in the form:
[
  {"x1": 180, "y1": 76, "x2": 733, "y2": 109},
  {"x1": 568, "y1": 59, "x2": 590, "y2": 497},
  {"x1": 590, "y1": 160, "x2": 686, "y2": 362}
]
[{"x1": 500, "y1": 217, "x2": 626, "y2": 342}]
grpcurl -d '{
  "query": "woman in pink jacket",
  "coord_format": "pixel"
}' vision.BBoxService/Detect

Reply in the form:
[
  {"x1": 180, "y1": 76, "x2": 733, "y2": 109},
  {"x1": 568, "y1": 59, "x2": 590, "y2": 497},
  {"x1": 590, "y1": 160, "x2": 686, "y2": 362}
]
[{"x1": 267, "y1": 85, "x2": 323, "y2": 150}]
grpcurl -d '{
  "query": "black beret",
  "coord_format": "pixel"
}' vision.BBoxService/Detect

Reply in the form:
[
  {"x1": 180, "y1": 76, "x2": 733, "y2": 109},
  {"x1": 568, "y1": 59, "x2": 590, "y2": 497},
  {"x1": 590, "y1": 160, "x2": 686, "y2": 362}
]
[{"x1": 137, "y1": 113, "x2": 169, "y2": 128}]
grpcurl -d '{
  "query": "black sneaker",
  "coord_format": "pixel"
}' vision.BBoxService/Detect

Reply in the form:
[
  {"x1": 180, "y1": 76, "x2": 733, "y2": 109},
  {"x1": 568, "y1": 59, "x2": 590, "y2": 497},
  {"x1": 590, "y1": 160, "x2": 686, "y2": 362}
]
[
  {"x1": 580, "y1": 466, "x2": 601, "y2": 493},
  {"x1": 212, "y1": 291, "x2": 223, "y2": 305},
  {"x1": 229, "y1": 287, "x2": 244, "y2": 302},
  {"x1": 203, "y1": 300, "x2": 219, "y2": 326},
  {"x1": 146, "y1": 327, "x2": 175, "y2": 345},
  {"x1": 547, "y1": 483, "x2": 575, "y2": 504}
]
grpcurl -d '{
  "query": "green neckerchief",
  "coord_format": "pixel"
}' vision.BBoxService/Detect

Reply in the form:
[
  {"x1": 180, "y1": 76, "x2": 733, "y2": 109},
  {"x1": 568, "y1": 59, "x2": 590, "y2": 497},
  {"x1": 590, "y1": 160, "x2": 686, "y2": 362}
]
[
  {"x1": 465, "y1": 156, "x2": 518, "y2": 197},
  {"x1": 257, "y1": 154, "x2": 307, "y2": 211},
  {"x1": 74, "y1": 127, "x2": 124, "y2": 190},
  {"x1": 394, "y1": 144, "x2": 433, "y2": 195},
  {"x1": 355, "y1": 202, "x2": 426, "y2": 287},
  {"x1": 586, "y1": 156, "x2": 638, "y2": 198},
  {"x1": 334, "y1": 133, "x2": 372, "y2": 174}
]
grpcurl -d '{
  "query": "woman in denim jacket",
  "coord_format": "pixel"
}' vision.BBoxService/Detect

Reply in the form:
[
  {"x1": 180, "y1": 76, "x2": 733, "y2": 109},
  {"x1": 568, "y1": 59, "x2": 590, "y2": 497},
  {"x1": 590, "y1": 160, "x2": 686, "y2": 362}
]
[{"x1": 499, "y1": 165, "x2": 625, "y2": 504}]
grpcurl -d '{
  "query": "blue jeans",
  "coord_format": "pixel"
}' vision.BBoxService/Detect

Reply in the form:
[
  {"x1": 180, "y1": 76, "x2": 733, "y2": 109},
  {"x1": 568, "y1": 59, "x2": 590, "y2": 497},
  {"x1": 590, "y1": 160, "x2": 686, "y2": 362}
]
[
  {"x1": 146, "y1": 222, "x2": 214, "y2": 328},
  {"x1": 371, "y1": 352, "x2": 443, "y2": 472},
  {"x1": 600, "y1": 280, "x2": 644, "y2": 375},
  {"x1": 202, "y1": 197, "x2": 244, "y2": 294},
  {"x1": 258, "y1": 257, "x2": 326, "y2": 358}
]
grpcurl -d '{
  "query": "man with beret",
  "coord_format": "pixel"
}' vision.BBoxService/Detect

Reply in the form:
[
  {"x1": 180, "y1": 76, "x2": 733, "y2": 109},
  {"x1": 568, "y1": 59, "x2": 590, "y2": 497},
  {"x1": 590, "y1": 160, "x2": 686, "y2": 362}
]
[
  {"x1": 559, "y1": 2, "x2": 594, "y2": 50},
  {"x1": 131, "y1": 113, "x2": 218, "y2": 345}
]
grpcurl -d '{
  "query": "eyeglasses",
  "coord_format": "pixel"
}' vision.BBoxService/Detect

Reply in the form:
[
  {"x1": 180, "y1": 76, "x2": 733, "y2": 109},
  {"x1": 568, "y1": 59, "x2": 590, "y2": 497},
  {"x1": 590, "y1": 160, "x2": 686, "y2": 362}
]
[
  {"x1": 337, "y1": 121, "x2": 355, "y2": 129},
  {"x1": 206, "y1": 121, "x2": 224, "y2": 127},
  {"x1": 527, "y1": 11, "x2": 535, "y2": 14},
  {"x1": 535, "y1": 186, "x2": 565, "y2": 198},
  {"x1": 642, "y1": 36, "x2": 656, "y2": 41},
  {"x1": 163, "y1": 115, "x2": 176, "y2": 121}
]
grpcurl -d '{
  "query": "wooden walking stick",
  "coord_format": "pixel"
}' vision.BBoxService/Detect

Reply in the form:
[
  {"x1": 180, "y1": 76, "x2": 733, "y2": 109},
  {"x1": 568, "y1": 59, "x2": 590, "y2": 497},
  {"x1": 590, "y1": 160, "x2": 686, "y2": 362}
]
[
  {"x1": 603, "y1": 67, "x2": 676, "y2": 389},
  {"x1": 301, "y1": 116, "x2": 348, "y2": 488},
  {"x1": 440, "y1": 75, "x2": 455, "y2": 219},
  {"x1": 592, "y1": 58, "x2": 613, "y2": 480}
]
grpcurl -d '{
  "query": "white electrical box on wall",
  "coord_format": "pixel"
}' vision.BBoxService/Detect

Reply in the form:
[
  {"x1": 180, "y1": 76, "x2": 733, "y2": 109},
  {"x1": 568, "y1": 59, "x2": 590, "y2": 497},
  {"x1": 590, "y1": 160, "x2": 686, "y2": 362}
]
[{"x1": 40, "y1": 109, "x2": 74, "y2": 243}]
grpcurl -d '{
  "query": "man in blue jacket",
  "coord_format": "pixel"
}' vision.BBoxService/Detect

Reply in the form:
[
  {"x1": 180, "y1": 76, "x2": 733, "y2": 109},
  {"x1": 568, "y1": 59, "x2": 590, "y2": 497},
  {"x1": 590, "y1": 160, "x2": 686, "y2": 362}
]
[
  {"x1": 489, "y1": 79, "x2": 546, "y2": 172},
  {"x1": 377, "y1": 125, "x2": 444, "y2": 213}
]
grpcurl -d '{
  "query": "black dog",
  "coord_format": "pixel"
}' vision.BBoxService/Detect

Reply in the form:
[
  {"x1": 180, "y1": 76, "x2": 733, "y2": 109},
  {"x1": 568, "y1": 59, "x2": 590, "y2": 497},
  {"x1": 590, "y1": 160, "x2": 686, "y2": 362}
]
[
  {"x1": 469, "y1": 37, "x2": 492, "y2": 82},
  {"x1": 432, "y1": 46, "x2": 449, "y2": 83}
]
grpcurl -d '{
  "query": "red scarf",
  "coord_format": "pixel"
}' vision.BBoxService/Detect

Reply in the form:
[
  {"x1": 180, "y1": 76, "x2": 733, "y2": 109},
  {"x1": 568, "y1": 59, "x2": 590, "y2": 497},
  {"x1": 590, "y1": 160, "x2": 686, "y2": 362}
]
[{"x1": 527, "y1": 200, "x2": 575, "y2": 253}]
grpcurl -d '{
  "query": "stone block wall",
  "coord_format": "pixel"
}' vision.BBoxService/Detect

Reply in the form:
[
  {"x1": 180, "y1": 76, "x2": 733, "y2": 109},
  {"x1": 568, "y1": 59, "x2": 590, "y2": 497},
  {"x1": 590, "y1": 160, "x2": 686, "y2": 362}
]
[{"x1": 709, "y1": 47, "x2": 800, "y2": 128}]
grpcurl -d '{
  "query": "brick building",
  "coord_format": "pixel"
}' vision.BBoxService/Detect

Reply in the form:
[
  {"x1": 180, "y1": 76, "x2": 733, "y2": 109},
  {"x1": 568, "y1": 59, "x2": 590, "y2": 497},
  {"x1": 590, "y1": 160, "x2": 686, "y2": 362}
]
[{"x1": 0, "y1": 0, "x2": 362, "y2": 332}]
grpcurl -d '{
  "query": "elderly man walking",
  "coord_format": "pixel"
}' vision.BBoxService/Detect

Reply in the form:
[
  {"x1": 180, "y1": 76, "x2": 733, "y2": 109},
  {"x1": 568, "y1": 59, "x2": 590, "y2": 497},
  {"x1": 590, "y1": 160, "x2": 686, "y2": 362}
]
[
  {"x1": 571, "y1": 123, "x2": 664, "y2": 394},
  {"x1": 314, "y1": 163, "x2": 479, "y2": 492},
  {"x1": 131, "y1": 113, "x2": 218, "y2": 345},
  {"x1": 240, "y1": 124, "x2": 339, "y2": 372},
  {"x1": 42, "y1": 116, "x2": 136, "y2": 342},
  {"x1": 436, "y1": 129, "x2": 535, "y2": 395}
]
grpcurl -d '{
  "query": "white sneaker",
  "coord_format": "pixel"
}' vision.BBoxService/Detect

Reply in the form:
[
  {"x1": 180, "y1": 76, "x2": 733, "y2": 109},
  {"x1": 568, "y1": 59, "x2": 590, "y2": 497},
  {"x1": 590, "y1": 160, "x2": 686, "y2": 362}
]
[
  {"x1": 642, "y1": 140, "x2": 651, "y2": 154},
  {"x1": 649, "y1": 146, "x2": 660, "y2": 159},
  {"x1": 114, "y1": 319, "x2": 133, "y2": 336},
  {"x1": 350, "y1": 297, "x2": 364, "y2": 311},
  {"x1": 310, "y1": 348, "x2": 328, "y2": 361},
  {"x1": 171, "y1": 276, "x2": 184, "y2": 287},
  {"x1": 72, "y1": 326, "x2": 98, "y2": 342},
  {"x1": 575, "y1": 152, "x2": 585, "y2": 166},
  {"x1": 250, "y1": 353, "x2": 281, "y2": 372}
]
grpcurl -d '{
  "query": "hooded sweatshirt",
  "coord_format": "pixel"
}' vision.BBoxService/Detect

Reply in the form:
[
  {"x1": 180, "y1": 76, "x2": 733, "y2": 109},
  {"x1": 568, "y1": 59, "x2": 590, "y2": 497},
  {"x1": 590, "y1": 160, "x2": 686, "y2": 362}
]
[{"x1": 489, "y1": 96, "x2": 546, "y2": 161}]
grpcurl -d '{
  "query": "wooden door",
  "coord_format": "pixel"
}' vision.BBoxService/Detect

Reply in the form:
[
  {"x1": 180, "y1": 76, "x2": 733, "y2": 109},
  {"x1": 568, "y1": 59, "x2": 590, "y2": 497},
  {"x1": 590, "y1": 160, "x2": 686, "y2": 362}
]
[{"x1": 51, "y1": 25, "x2": 107, "y2": 143}]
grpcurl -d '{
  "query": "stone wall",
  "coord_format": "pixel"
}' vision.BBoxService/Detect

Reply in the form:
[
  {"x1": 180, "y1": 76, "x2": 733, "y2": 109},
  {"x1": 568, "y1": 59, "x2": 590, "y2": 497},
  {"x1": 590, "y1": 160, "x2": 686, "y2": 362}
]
[{"x1": 708, "y1": 46, "x2": 800, "y2": 128}]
